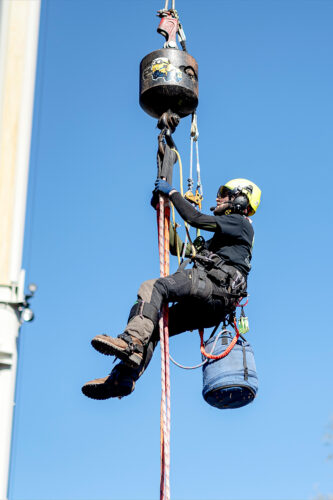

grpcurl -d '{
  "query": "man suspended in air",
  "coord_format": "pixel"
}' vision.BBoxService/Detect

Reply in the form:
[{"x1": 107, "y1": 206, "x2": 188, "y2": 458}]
[{"x1": 82, "y1": 178, "x2": 261, "y2": 399}]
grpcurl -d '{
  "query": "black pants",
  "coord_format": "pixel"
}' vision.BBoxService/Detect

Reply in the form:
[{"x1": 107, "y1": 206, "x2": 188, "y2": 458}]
[{"x1": 118, "y1": 264, "x2": 246, "y2": 382}]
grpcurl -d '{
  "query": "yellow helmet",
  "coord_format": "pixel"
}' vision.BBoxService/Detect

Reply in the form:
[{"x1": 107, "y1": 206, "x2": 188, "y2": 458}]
[{"x1": 219, "y1": 178, "x2": 261, "y2": 215}]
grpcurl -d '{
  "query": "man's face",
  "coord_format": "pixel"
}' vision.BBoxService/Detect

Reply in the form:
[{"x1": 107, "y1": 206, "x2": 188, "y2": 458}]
[{"x1": 213, "y1": 186, "x2": 232, "y2": 215}]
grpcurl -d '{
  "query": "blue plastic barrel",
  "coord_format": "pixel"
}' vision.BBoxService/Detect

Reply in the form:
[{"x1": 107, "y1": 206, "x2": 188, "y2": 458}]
[{"x1": 202, "y1": 331, "x2": 258, "y2": 409}]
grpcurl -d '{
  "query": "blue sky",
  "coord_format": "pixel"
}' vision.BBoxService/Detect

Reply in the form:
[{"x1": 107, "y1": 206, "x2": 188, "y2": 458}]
[{"x1": 9, "y1": 1, "x2": 333, "y2": 499}]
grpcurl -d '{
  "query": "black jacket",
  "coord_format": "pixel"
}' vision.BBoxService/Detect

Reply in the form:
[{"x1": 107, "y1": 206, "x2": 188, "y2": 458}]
[{"x1": 169, "y1": 192, "x2": 254, "y2": 277}]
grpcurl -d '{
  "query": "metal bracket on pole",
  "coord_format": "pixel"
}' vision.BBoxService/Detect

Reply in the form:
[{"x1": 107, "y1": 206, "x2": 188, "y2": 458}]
[{"x1": 0, "y1": 273, "x2": 37, "y2": 324}]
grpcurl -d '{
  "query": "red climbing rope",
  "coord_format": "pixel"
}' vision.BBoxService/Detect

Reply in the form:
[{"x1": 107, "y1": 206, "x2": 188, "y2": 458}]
[
  {"x1": 157, "y1": 195, "x2": 171, "y2": 500},
  {"x1": 199, "y1": 319, "x2": 240, "y2": 360},
  {"x1": 157, "y1": 190, "x2": 240, "y2": 500}
]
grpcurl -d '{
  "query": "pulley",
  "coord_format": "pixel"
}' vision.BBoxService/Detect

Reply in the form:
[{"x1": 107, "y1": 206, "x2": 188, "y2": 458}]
[{"x1": 139, "y1": 7, "x2": 198, "y2": 119}]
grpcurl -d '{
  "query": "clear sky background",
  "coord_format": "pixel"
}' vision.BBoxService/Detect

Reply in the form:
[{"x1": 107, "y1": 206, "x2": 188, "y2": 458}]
[{"x1": 8, "y1": 1, "x2": 333, "y2": 499}]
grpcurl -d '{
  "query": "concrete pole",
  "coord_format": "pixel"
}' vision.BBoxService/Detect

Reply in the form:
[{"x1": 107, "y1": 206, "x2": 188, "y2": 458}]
[{"x1": 0, "y1": 1, "x2": 41, "y2": 498}]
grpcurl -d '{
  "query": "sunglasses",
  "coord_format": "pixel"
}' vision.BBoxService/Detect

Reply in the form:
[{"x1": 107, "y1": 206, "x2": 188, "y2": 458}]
[{"x1": 217, "y1": 186, "x2": 232, "y2": 198}]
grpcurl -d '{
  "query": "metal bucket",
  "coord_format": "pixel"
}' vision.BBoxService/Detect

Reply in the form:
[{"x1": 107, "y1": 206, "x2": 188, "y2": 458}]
[
  {"x1": 202, "y1": 332, "x2": 258, "y2": 409},
  {"x1": 139, "y1": 48, "x2": 198, "y2": 118}
]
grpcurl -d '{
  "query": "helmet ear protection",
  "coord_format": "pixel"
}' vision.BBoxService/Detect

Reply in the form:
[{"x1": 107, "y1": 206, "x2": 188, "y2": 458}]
[{"x1": 232, "y1": 194, "x2": 249, "y2": 214}]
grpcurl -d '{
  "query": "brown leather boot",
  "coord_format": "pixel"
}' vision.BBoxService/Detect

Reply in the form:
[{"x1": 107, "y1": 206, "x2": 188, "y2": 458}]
[
  {"x1": 81, "y1": 364, "x2": 135, "y2": 400},
  {"x1": 91, "y1": 332, "x2": 144, "y2": 369}
]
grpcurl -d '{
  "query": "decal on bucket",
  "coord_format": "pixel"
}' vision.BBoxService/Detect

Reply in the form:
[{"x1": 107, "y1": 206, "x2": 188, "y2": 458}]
[{"x1": 150, "y1": 57, "x2": 182, "y2": 83}]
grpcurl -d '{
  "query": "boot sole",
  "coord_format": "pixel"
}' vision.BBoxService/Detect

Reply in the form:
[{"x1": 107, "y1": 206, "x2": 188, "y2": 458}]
[
  {"x1": 91, "y1": 337, "x2": 142, "y2": 369},
  {"x1": 81, "y1": 380, "x2": 135, "y2": 400}
]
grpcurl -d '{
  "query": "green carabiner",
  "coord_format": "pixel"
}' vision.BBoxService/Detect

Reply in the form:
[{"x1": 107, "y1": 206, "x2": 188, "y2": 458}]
[{"x1": 238, "y1": 306, "x2": 249, "y2": 334}]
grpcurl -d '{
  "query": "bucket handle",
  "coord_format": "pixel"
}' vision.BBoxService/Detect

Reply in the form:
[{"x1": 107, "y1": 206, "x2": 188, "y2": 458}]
[{"x1": 200, "y1": 319, "x2": 240, "y2": 360}]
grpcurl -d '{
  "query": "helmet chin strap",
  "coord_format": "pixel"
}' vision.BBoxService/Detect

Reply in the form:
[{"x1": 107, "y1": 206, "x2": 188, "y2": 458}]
[
  {"x1": 211, "y1": 199, "x2": 248, "y2": 215},
  {"x1": 212, "y1": 201, "x2": 233, "y2": 215}
]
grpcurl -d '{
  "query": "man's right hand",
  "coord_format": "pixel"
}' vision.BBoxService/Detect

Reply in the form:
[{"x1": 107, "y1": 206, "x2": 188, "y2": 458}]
[
  {"x1": 154, "y1": 179, "x2": 175, "y2": 196},
  {"x1": 151, "y1": 179, "x2": 177, "y2": 209}
]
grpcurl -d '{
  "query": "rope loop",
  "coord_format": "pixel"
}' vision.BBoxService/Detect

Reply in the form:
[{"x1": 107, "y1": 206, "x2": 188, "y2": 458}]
[
  {"x1": 200, "y1": 319, "x2": 240, "y2": 361},
  {"x1": 236, "y1": 297, "x2": 249, "y2": 308}
]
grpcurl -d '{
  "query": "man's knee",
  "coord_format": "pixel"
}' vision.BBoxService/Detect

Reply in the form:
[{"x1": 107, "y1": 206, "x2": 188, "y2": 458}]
[
  {"x1": 154, "y1": 276, "x2": 171, "y2": 297},
  {"x1": 137, "y1": 279, "x2": 158, "y2": 302}
]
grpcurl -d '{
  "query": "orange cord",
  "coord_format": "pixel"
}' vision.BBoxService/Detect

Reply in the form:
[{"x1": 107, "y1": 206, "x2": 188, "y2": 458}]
[{"x1": 199, "y1": 319, "x2": 240, "y2": 360}]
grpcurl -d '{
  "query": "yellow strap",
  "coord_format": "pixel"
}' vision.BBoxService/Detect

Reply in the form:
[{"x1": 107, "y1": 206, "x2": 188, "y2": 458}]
[
  {"x1": 171, "y1": 148, "x2": 184, "y2": 196},
  {"x1": 171, "y1": 148, "x2": 196, "y2": 256},
  {"x1": 171, "y1": 202, "x2": 181, "y2": 265}
]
